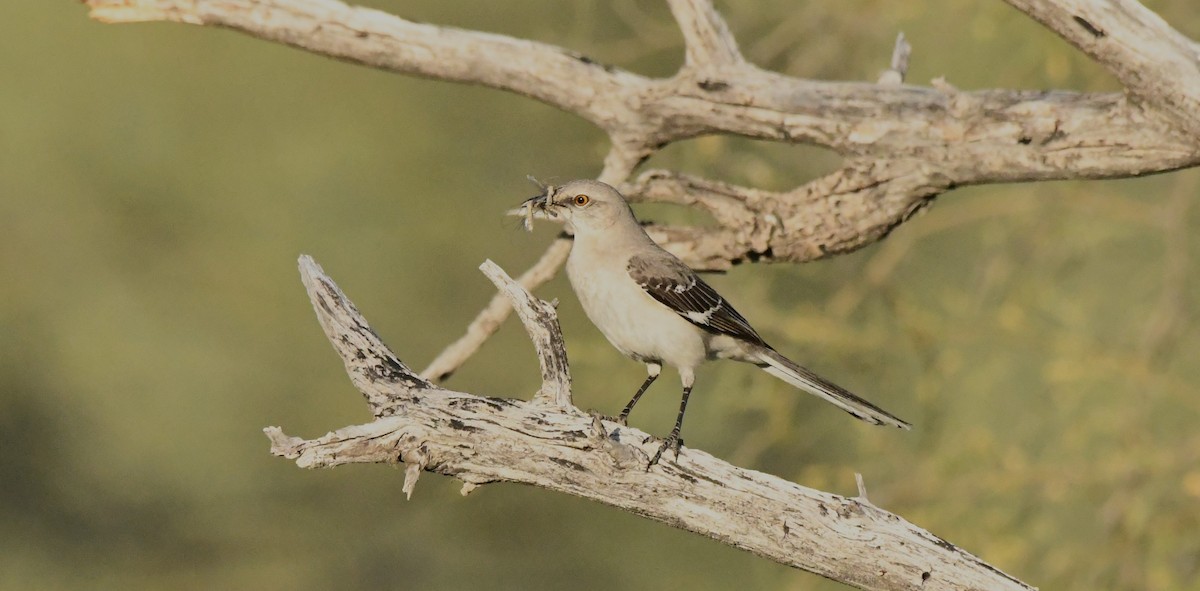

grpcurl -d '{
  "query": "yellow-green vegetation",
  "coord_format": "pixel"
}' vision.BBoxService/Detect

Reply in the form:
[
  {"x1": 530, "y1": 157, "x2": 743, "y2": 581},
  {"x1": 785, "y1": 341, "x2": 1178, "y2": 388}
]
[{"x1": 2, "y1": 1, "x2": 1197, "y2": 589}]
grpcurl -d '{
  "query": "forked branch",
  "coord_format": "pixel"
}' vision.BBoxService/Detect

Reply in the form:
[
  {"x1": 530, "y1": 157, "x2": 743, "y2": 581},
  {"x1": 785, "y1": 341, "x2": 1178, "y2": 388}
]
[
  {"x1": 81, "y1": 2, "x2": 1198, "y2": 587},
  {"x1": 82, "y1": 0, "x2": 1200, "y2": 381},
  {"x1": 84, "y1": 0, "x2": 1200, "y2": 269},
  {"x1": 267, "y1": 256, "x2": 1034, "y2": 591}
]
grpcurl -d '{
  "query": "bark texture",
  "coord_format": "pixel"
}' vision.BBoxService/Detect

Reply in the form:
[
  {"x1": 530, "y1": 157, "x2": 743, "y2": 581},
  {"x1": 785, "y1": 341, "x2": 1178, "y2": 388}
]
[
  {"x1": 85, "y1": 0, "x2": 1200, "y2": 270},
  {"x1": 81, "y1": 1, "x2": 1200, "y2": 589},
  {"x1": 264, "y1": 256, "x2": 1032, "y2": 591},
  {"x1": 83, "y1": 0, "x2": 1200, "y2": 380}
]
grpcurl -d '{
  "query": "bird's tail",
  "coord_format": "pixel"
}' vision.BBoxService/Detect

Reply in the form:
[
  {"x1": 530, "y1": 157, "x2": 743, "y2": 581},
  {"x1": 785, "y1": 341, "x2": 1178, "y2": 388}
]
[{"x1": 755, "y1": 348, "x2": 911, "y2": 430}]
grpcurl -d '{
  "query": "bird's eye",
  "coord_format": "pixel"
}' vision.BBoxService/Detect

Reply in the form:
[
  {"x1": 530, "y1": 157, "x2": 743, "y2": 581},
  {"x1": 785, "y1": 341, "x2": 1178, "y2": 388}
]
[{"x1": 573, "y1": 194, "x2": 591, "y2": 207}]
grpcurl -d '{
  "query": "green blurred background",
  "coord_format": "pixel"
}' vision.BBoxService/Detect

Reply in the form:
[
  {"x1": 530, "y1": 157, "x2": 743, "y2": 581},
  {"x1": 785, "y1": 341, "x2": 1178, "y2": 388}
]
[{"x1": 4, "y1": 0, "x2": 1198, "y2": 589}]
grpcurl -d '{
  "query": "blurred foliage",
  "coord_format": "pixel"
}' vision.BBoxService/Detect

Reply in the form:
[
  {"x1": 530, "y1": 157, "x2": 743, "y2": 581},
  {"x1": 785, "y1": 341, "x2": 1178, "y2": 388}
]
[{"x1": 3, "y1": 0, "x2": 1198, "y2": 589}]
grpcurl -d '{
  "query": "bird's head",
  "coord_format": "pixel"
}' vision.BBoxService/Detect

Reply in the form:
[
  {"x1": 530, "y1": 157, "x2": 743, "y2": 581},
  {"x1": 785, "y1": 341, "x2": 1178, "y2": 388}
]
[{"x1": 514, "y1": 179, "x2": 635, "y2": 235}]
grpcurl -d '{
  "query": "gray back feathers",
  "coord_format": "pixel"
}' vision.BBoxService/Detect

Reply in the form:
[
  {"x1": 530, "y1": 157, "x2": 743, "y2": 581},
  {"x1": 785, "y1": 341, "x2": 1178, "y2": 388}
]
[{"x1": 627, "y1": 254, "x2": 767, "y2": 347}]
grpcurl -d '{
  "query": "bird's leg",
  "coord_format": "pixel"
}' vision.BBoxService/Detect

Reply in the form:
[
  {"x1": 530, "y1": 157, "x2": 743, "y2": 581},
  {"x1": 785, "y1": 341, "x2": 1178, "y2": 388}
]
[
  {"x1": 648, "y1": 371, "x2": 694, "y2": 468},
  {"x1": 618, "y1": 363, "x2": 661, "y2": 426}
]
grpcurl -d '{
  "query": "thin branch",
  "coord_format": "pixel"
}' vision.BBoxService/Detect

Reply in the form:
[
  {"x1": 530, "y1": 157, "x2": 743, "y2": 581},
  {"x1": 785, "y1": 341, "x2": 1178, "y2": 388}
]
[
  {"x1": 665, "y1": 0, "x2": 744, "y2": 68},
  {"x1": 422, "y1": 139, "x2": 646, "y2": 384},
  {"x1": 267, "y1": 257, "x2": 1035, "y2": 591},
  {"x1": 855, "y1": 472, "x2": 871, "y2": 501},
  {"x1": 877, "y1": 32, "x2": 912, "y2": 85},
  {"x1": 479, "y1": 260, "x2": 572, "y2": 409},
  {"x1": 420, "y1": 148, "x2": 636, "y2": 385},
  {"x1": 599, "y1": 142, "x2": 649, "y2": 186},
  {"x1": 421, "y1": 239, "x2": 570, "y2": 382}
]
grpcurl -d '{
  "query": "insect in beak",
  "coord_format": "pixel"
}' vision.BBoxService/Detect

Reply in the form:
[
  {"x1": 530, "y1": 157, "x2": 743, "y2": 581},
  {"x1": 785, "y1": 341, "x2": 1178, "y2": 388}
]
[{"x1": 506, "y1": 188, "x2": 558, "y2": 231}]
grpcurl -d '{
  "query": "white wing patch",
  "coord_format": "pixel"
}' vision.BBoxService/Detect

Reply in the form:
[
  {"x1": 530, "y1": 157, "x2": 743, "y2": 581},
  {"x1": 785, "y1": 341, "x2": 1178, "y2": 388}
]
[
  {"x1": 671, "y1": 276, "x2": 696, "y2": 294},
  {"x1": 683, "y1": 302, "x2": 721, "y2": 325},
  {"x1": 627, "y1": 254, "x2": 766, "y2": 347}
]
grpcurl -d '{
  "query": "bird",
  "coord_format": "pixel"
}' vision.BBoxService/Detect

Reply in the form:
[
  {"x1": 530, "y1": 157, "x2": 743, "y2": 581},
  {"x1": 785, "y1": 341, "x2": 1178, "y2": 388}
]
[{"x1": 517, "y1": 179, "x2": 910, "y2": 466}]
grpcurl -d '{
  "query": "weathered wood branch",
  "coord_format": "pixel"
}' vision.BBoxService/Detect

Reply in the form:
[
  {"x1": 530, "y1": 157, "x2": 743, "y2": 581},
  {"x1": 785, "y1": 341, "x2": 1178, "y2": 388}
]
[
  {"x1": 1003, "y1": 0, "x2": 1200, "y2": 137},
  {"x1": 629, "y1": 162, "x2": 950, "y2": 267},
  {"x1": 418, "y1": 152, "x2": 636, "y2": 384},
  {"x1": 420, "y1": 239, "x2": 571, "y2": 383},
  {"x1": 299, "y1": 254, "x2": 434, "y2": 418},
  {"x1": 877, "y1": 33, "x2": 912, "y2": 86},
  {"x1": 81, "y1": 3, "x2": 1196, "y2": 586},
  {"x1": 665, "y1": 0, "x2": 744, "y2": 68},
  {"x1": 267, "y1": 256, "x2": 1033, "y2": 591},
  {"x1": 84, "y1": 0, "x2": 1200, "y2": 270},
  {"x1": 478, "y1": 260, "x2": 572, "y2": 409}
]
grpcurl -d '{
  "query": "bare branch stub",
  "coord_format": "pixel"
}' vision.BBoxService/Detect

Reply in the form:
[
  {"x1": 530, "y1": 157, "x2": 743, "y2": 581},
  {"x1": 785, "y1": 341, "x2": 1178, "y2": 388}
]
[
  {"x1": 479, "y1": 259, "x2": 573, "y2": 409},
  {"x1": 299, "y1": 255, "x2": 433, "y2": 416},
  {"x1": 421, "y1": 129, "x2": 658, "y2": 384},
  {"x1": 421, "y1": 239, "x2": 571, "y2": 383},
  {"x1": 268, "y1": 257, "x2": 1035, "y2": 591},
  {"x1": 877, "y1": 32, "x2": 911, "y2": 85}
]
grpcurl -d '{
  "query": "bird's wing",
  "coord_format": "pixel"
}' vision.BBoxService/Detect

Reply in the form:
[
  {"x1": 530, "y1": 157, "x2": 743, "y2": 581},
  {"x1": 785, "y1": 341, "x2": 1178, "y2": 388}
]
[{"x1": 627, "y1": 253, "x2": 767, "y2": 347}]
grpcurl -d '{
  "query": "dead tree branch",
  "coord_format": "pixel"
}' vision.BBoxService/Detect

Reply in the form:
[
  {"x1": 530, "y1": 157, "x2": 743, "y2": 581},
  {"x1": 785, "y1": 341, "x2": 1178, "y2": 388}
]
[
  {"x1": 81, "y1": 2, "x2": 1198, "y2": 587},
  {"x1": 84, "y1": 0, "x2": 1200, "y2": 270},
  {"x1": 267, "y1": 256, "x2": 1034, "y2": 591},
  {"x1": 83, "y1": 0, "x2": 1200, "y2": 381},
  {"x1": 420, "y1": 239, "x2": 570, "y2": 383},
  {"x1": 478, "y1": 260, "x2": 572, "y2": 409},
  {"x1": 1004, "y1": 0, "x2": 1200, "y2": 137},
  {"x1": 419, "y1": 150, "x2": 637, "y2": 383}
]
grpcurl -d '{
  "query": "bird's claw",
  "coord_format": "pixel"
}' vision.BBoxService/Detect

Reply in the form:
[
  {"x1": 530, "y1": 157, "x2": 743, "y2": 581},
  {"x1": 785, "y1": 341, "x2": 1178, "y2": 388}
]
[
  {"x1": 646, "y1": 434, "x2": 683, "y2": 470},
  {"x1": 585, "y1": 409, "x2": 619, "y2": 423},
  {"x1": 585, "y1": 410, "x2": 633, "y2": 430}
]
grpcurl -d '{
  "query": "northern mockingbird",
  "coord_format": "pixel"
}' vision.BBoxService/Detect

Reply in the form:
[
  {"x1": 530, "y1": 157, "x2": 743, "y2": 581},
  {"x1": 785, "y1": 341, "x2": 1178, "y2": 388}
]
[{"x1": 519, "y1": 179, "x2": 910, "y2": 465}]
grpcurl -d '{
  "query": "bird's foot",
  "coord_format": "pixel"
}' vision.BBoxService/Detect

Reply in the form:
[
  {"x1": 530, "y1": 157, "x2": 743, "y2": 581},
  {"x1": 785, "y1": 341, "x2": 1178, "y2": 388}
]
[
  {"x1": 585, "y1": 409, "x2": 625, "y2": 427},
  {"x1": 646, "y1": 434, "x2": 683, "y2": 470}
]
